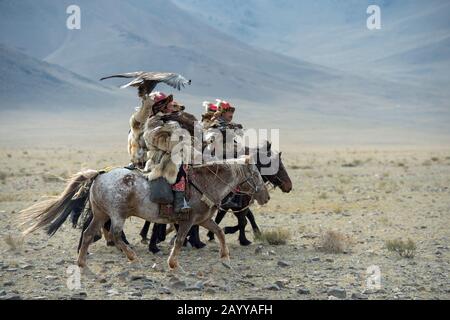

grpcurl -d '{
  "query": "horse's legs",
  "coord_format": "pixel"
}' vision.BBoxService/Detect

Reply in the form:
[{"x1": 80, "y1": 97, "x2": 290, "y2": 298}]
[
  {"x1": 102, "y1": 220, "x2": 114, "y2": 246},
  {"x1": 156, "y1": 223, "x2": 167, "y2": 243},
  {"x1": 110, "y1": 216, "x2": 137, "y2": 261},
  {"x1": 246, "y1": 209, "x2": 261, "y2": 236},
  {"x1": 223, "y1": 210, "x2": 241, "y2": 236},
  {"x1": 102, "y1": 219, "x2": 130, "y2": 246},
  {"x1": 200, "y1": 219, "x2": 230, "y2": 260},
  {"x1": 140, "y1": 221, "x2": 151, "y2": 244},
  {"x1": 187, "y1": 225, "x2": 206, "y2": 249},
  {"x1": 149, "y1": 223, "x2": 162, "y2": 254},
  {"x1": 167, "y1": 221, "x2": 193, "y2": 270},
  {"x1": 208, "y1": 209, "x2": 227, "y2": 241},
  {"x1": 77, "y1": 211, "x2": 101, "y2": 253},
  {"x1": 224, "y1": 222, "x2": 240, "y2": 234},
  {"x1": 173, "y1": 224, "x2": 188, "y2": 247},
  {"x1": 166, "y1": 224, "x2": 175, "y2": 236},
  {"x1": 77, "y1": 209, "x2": 108, "y2": 268},
  {"x1": 234, "y1": 210, "x2": 251, "y2": 246}
]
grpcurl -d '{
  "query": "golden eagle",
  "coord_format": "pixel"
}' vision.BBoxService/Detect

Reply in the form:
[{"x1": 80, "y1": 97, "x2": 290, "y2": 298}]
[{"x1": 100, "y1": 72, "x2": 191, "y2": 98}]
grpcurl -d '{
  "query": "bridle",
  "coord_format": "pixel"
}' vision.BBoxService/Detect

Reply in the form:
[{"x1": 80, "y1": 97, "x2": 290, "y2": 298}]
[
  {"x1": 263, "y1": 173, "x2": 285, "y2": 190},
  {"x1": 205, "y1": 164, "x2": 261, "y2": 196},
  {"x1": 188, "y1": 164, "x2": 263, "y2": 209},
  {"x1": 258, "y1": 152, "x2": 286, "y2": 191}
]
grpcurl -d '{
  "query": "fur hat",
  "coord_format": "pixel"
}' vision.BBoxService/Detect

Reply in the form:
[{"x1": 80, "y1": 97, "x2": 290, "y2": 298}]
[
  {"x1": 150, "y1": 91, "x2": 167, "y2": 103},
  {"x1": 203, "y1": 101, "x2": 218, "y2": 113},
  {"x1": 151, "y1": 92, "x2": 173, "y2": 114},
  {"x1": 215, "y1": 99, "x2": 235, "y2": 113}
]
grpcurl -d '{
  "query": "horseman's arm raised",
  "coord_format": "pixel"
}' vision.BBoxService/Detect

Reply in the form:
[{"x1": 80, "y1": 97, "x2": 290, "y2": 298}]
[{"x1": 130, "y1": 97, "x2": 154, "y2": 130}]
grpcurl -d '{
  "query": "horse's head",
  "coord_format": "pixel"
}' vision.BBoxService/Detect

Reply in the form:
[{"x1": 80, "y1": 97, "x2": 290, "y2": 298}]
[
  {"x1": 238, "y1": 163, "x2": 270, "y2": 206},
  {"x1": 255, "y1": 141, "x2": 292, "y2": 193}
]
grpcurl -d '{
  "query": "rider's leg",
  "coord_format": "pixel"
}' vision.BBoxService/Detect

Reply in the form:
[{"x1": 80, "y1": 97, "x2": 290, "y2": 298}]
[{"x1": 172, "y1": 166, "x2": 191, "y2": 214}]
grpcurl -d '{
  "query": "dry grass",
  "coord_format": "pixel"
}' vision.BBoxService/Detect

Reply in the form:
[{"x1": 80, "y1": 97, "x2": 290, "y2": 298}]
[
  {"x1": 330, "y1": 203, "x2": 344, "y2": 214},
  {"x1": 379, "y1": 216, "x2": 392, "y2": 226},
  {"x1": 342, "y1": 159, "x2": 363, "y2": 167},
  {"x1": 41, "y1": 173, "x2": 66, "y2": 183},
  {"x1": 386, "y1": 239, "x2": 416, "y2": 258},
  {"x1": 315, "y1": 230, "x2": 353, "y2": 254},
  {"x1": 318, "y1": 192, "x2": 328, "y2": 200},
  {"x1": 377, "y1": 180, "x2": 399, "y2": 193},
  {"x1": 338, "y1": 175, "x2": 352, "y2": 184},
  {"x1": 4, "y1": 234, "x2": 24, "y2": 251},
  {"x1": 255, "y1": 228, "x2": 291, "y2": 245},
  {"x1": 422, "y1": 160, "x2": 432, "y2": 166}
]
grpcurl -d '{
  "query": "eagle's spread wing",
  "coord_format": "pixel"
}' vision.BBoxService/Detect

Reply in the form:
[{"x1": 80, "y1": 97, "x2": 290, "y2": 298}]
[{"x1": 100, "y1": 71, "x2": 191, "y2": 97}]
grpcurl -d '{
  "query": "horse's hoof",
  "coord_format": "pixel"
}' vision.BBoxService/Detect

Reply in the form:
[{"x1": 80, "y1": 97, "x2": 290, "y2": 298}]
[
  {"x1": 141, "y1": 238, "x2": 149, "y2": 244},
  {"x1": 149, "y1": 246, "x2": 161, "y2": 254},
  {"x1": 220, "y1": 249, "x2": 231, "y2": 260},
  {"x1": 77, "y1": 260, "x2": 86, "y2": 268},
  {"x1": 221, "y1": 258, "x2": 232, "y2": 270},
  {"x1": 106, "y1": 241, "x2": 115, "y2": 247},
  {"x1": 194, "y1": 241, "x2": 207, "y2": 249},
  {"x1": 239, "y1": 239, "x2": 252, "y2": 246},
  {"x1": 224, "y1": 226, "x2": 238, "y2": 234},
  {"x1": 128, "y1": 254, "x2": 139, "y2": 262},
  {"x1": 168, "y1": 260, "x2": 179, "y2": 270}
]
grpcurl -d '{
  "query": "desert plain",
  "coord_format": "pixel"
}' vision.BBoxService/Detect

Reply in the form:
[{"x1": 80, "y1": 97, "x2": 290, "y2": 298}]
[{"x1": 0, "y1": 135, "x2": 449, "y2": 300}]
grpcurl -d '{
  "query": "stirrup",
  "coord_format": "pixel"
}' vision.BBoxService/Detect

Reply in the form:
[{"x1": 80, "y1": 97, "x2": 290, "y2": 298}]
[
  {"x1": 181, "y1": 197, "x2": 192, "y2": 212},
  {"x1": 159, "y1": 204, "x2": 189, "y2": 222}
]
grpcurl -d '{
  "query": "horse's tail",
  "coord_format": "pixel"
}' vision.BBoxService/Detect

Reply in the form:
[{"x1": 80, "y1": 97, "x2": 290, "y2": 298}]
[{"x1": 20, "y1": 169, "x2": 100, "y2": 237}]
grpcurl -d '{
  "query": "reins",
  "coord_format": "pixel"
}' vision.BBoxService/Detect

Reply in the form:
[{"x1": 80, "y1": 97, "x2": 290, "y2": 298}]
[{"x1": 188, "y1": 163, "x2": 260, "y2": 208}]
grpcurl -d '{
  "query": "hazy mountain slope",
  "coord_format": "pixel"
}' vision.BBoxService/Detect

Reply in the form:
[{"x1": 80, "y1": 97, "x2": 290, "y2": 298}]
[
  {"x1": 173, "y1": 0, "x2": 450, "y2": 77},
  {"x1": 0, "y1": 0, "x2": 448, "y2": 140},
  {"x1": 0, "y1": 0, "x2": 389, "y2": 103},
  {"x1": 0, "y1": 0, "x2": 68, "y2": 59},
  {"x1": 373, "y1": 35, "x2": 450, "y2": 85},
  {"x1": 0, "y1": 44, "x2": 131, "y2": 110}
]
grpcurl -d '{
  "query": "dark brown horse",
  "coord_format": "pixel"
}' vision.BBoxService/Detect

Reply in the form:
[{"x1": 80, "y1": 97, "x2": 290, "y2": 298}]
[
  {"x1": 140, "y1": 141, "x2": 292, "y2": 250},
  {"x1": 209, "y1": 143, "x2": 292, "y2": 245}
]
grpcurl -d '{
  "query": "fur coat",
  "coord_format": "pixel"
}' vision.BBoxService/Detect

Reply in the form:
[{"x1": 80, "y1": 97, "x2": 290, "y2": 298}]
[
  {"x1": 128, "y1": 97, "x2": 155, "y2": 166},
  {"x1": 142, "y1": 113, "x2": 184, "y2": 184}
]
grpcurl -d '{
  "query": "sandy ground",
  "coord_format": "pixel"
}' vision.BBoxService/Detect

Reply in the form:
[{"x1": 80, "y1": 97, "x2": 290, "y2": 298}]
[{"x1": 0, "y1": 145, "x2": 449, "y2": 300}]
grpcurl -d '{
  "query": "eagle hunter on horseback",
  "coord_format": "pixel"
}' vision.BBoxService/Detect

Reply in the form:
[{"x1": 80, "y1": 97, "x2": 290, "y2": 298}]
[
  {"x1": 138, "y1": 98, "x2": 292, "y2": 250},
  {"x1": 18, "y1": 71, "x2": 270, "y2": 270}
]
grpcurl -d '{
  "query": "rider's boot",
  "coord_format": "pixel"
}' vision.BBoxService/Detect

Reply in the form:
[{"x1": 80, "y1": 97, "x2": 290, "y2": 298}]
[
  {"x1": 125, "y1": 162, "x2": 136, "y2": 170},
  {"x1": 173, "y1": 191, "x2": 191, "y2": 214}
]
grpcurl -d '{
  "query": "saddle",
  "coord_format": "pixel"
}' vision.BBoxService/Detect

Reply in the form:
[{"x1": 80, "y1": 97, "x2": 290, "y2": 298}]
[
  {"x1": 125, "y1": 163, "x2": 190, "y2": 222},
  {"x1": 147, "y1": 176, "x2": 190, "y2": 222}
]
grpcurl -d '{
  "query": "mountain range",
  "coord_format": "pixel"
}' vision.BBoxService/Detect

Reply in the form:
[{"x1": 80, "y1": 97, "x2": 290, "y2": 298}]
[{"x1": 0, "y1": 0, "x2": 448, "y2": 144}]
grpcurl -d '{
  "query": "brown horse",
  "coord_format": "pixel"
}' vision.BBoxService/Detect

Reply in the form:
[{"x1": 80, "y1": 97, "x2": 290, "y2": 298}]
[{"x1": 20, "y1": 163, "x2": 269, "y2": 270}]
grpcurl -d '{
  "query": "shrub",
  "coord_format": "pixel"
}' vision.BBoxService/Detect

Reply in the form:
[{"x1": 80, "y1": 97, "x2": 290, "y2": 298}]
[
  {"x1": 316, "y1": 230, "x2": 352, "y2": 254},
  {"x1": 386, "y1": 239, "x2": 416, "y2": 258},
  {"x1": 255, "y1": 228, "x2": 291, "y2": 245}
]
